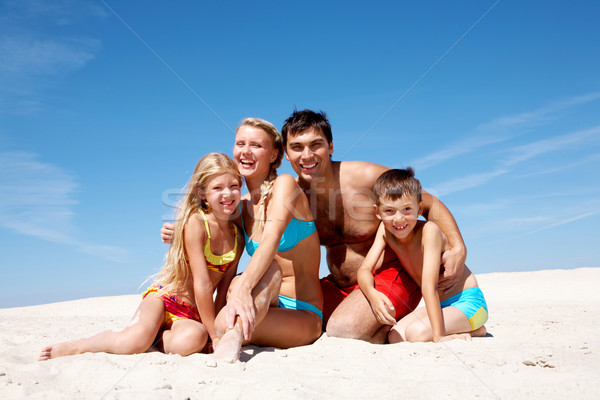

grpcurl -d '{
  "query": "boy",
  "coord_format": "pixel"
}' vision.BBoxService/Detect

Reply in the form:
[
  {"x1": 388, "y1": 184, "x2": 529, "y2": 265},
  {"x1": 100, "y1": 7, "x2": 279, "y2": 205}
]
[{"x1": 357, "y1": 168, "x2": 488, "y2": 343}]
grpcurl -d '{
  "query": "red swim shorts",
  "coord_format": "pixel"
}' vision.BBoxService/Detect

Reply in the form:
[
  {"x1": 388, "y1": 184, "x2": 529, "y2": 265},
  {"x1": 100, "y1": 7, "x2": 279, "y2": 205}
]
[{"x1": 320, "y1": 265, "x2": 421, "y2": 324}]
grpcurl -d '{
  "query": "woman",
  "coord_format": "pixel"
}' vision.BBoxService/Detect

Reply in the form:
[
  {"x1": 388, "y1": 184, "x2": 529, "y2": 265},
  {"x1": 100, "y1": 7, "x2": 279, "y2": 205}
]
[
  {"x1": 162, "y1": 118, "x2": 322, "y2": 361},
  {"x1": 213, "y1": 118, "x2": 322, "y2": 361}
]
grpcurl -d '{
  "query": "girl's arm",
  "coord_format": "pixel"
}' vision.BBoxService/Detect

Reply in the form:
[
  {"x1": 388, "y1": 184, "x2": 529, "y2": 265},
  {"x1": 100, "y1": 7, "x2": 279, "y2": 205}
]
[
  {"x1": 214, "y1": 234, "x2": 244, "y2": 314},
  {"x1": 357, "y1": 223, "x2": 396, "y2": 325},
  {"x1": 184, "y1": 216, "x2": 219, "y2": 342},
  {"x1": 420, "y1": 221, "x2": 445, "y2": 342},
  {"x1": 224, "y1": 174, "x2": 298, "y2": 339}
]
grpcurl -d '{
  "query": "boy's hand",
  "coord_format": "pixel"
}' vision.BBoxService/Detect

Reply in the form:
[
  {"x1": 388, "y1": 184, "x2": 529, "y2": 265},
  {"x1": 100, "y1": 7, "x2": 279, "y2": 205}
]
[
  {"x1": 368, "y1": 291, "x2": 396, "y2": 326},
  {"x1": 438, "y1": 246, "x2": 466, "y2": 293},
  {"x1": 161, "y1": 223, "x2": 175, "y2": 244}
]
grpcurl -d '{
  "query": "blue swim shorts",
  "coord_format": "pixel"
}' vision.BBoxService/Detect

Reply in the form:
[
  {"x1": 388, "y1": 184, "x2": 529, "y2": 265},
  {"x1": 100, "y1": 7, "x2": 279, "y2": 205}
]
[
  {"x1": 440, "y1": 287, "x2": 488, "y2": 331},
  {"x1": 278, "y1": 295, "x2": 323, "y2": 322}
]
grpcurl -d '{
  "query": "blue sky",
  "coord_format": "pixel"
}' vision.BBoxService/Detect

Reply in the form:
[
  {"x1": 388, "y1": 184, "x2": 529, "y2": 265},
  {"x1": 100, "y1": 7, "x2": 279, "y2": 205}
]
[{"x1": 1, "y1": 0, "x2": 599, "y2": 308}]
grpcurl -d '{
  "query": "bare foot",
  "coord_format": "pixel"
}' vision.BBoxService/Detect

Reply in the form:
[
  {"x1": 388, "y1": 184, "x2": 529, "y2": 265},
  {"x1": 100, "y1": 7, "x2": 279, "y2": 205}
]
[
  {"x1": 212, "y1": 328, "x2": 242, "y2": 363},
  {"x1": 470, "y1": 325, "x2": 487, "y2": 337},
  {"x1": 38, "y1": 341, "x2": 80, "y2": 361}
]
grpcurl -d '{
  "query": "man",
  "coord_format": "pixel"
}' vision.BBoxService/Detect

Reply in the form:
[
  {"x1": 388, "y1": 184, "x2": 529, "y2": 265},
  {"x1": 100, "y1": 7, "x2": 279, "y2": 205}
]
[{"x1": 280, "y1": 109, "x2": 466, "y2": 343}]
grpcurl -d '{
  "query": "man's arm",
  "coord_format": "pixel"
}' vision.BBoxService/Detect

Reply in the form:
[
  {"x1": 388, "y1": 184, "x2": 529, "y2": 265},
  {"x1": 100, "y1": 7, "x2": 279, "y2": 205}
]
[
  {"x1": 161, "y1": 222, "x2": 175, "y2": 244},
  {"x1": 420, "y1": 190, "x2": 466, "y2": 291}
]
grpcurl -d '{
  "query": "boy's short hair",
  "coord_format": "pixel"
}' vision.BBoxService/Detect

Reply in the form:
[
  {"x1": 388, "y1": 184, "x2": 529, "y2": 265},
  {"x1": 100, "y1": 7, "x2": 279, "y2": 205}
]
[
  {"x1": 281, "y1": 109, "x2": 333, "y2": 148},
  {"x1": 374, "y1": 167, "x2": 422, "y2": 205}
]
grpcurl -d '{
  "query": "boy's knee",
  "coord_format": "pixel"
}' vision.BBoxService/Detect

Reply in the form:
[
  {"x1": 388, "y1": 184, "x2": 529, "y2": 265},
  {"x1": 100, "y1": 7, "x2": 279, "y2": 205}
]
[{"x1": 405, "y1": 322, "x2": 431, "y2": 342}]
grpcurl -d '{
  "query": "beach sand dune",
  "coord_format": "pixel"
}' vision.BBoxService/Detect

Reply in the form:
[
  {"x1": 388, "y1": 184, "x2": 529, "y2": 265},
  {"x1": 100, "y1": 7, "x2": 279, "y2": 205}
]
[{"x1": 1, "y1": 268, "x2": 599, "y2": 399}]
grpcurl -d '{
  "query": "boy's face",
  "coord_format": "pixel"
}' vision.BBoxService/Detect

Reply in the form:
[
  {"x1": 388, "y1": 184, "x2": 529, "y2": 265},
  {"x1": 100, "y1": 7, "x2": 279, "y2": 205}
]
[
  {"x1": 375, "y1": 194, "x2": 422, "y2": 240},
  {"x1": 285, "y1": 127, "x2": 333, "y2": 184}
]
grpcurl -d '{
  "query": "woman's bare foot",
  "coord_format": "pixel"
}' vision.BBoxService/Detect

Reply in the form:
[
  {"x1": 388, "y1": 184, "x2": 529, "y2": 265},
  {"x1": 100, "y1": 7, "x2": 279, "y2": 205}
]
[
  {"x1": 38, "y1": 341, "x2": 81, "y2": 361},
  {"x1": 212, "y1": 327, "x2": 243, "y2": 363},
  {"x1": 470, "y1": 325, "x2": 487, "y2": 337}
]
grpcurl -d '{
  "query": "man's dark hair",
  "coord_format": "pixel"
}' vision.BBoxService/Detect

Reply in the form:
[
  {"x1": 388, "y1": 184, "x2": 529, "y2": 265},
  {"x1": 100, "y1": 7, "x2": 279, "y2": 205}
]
[{"x1": 281, "y1": 109, "x2": 333, "y2": 148}]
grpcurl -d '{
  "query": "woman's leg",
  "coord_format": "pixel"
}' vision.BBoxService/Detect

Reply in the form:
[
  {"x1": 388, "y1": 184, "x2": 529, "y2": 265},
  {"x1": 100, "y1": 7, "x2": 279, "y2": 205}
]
[
  {"x1": 213, "y1": 260, "x2": 282, "y2": 362},
  {"x1": 159, "y1": 319, "x2": 208, "y2": 356},
  {"x1": 39, "y1": 295, "x2": 165, "y2": 360},
  {"x1": 249, "y1": 307, "x2": 322, "y2": 349}
]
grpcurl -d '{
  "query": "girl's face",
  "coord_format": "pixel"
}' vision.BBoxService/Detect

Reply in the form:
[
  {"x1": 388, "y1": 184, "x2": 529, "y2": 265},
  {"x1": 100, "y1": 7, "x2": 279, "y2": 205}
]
[
  {"x1": 201, "y1": 172, "x2": 241, "y2": 216},
  {"x1": 233, "y1": 124, "x2": 278, "y2": 181}
]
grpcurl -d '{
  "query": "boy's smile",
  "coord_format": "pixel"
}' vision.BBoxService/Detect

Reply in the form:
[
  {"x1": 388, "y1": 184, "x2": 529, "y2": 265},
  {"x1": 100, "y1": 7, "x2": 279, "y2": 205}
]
[{"x1": 376, "y1": 195, "x2": 422, "y2": 240}]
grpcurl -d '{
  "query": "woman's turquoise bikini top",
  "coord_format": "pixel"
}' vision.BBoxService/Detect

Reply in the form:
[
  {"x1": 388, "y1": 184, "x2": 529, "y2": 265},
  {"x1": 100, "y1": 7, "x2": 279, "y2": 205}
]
[{"x1": 239, "y1": 203, "x2": 316, "y2": 256}]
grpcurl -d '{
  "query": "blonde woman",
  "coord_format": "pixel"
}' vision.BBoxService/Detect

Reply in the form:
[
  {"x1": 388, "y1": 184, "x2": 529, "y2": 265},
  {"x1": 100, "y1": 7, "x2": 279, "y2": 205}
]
[{"x1": 212, "y1": 118, "x2": 323, "y2": 362}]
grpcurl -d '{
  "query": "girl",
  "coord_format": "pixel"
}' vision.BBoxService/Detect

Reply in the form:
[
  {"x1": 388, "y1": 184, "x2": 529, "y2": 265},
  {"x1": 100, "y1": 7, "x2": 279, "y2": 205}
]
[
  {"x1": 39, "y1": 153, "x2": 244, "y2": 360},
  {"x1": 213, "y1": 118, "x2": 323, "y2": 362}
]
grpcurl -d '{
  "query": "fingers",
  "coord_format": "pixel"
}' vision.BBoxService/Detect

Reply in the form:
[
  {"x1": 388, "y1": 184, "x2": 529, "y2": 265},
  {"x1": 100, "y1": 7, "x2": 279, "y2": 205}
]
[{"x1": 160, "y1": 223, "x2": 175, "y2": 244}]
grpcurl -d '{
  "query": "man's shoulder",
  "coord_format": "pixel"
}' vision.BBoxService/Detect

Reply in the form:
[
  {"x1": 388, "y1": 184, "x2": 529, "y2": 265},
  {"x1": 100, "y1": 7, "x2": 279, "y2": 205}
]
[{"x1": 338, "y1": 160, "x2": 389, "y2": 187}]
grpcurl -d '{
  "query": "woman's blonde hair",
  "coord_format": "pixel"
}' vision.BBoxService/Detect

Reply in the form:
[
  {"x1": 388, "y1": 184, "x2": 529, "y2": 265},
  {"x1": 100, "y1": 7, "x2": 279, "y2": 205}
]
[
  {"x1": 155, "y1": 152, "x2": 241, "y2": 292},
  {"x1": 237, "y1": 118, "x2": 283, "y2": 238}
]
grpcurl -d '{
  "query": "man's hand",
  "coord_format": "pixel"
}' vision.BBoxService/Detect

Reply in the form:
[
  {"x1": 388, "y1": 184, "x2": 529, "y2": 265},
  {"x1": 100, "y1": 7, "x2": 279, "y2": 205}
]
[
  {"x1": 368, "y1": 290, "x2": 396, "y2": 326},
  {"x1": 438, "y1": 246, "x2": 466, "y2": 293},
  {"x1": 161, "y1": 223, "x2": 175, "y2": 244},
  {"x1": 224, "y1": 287, "x2": 256, "y2": 341}
]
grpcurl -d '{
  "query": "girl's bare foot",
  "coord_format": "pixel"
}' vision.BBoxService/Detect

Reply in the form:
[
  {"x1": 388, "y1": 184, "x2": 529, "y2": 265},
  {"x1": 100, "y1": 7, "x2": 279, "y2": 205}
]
[{"x1": 38, "y1": 341, "x2": 80, "y2": 361}]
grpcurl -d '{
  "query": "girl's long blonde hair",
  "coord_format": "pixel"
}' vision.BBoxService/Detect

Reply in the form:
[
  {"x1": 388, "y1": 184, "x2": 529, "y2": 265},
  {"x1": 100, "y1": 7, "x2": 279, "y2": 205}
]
[
  {"x1": 155, "y1": 153, "x2": 241, "y2": 292},
  {"x1": 237, "y1": 118, "x2": 284, "y2": 239}
]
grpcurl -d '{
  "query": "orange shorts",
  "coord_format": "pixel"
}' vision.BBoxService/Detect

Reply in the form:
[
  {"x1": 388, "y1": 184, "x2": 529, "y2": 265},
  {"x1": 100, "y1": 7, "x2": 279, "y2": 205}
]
[
  {"x1": 320, "y1": 265, "x2": 421, "y2": 324},
  {"x1": 142, "y1": 286, "x2": 201, "y2": 324}
]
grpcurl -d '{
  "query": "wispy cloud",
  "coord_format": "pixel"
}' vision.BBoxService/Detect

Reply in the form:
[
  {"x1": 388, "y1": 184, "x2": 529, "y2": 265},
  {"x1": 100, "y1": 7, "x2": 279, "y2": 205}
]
[
  {"x1": 523, "y1": 210, "x2": 600, "y2": 235},
  {"x1": 0, "y1": 36, "x2": 100, "y2": 76},
  {"x1": 430, "y1": 168, "x2": 509, "y2": 197},
  {"x1": 476, "y1": 92, "x2": 600, "y2": 133},
  {"x1": 0, "y1": 152, "x2": 129, "y2": 262},
  {"x1": 412, "y1": 92, "x2": 600, "y2": 171},
  {"x1": 410, "y1": 134, "x2": 507, "y2": 171},
  {"x1": 519, "y1": 152, "x2": 600, "y2": 178},
  {"x1": 502, "y1": 125, "x2": 600, "y2": 167},
  {"x1": 0, "y1": 1, "x2": 103, "y2": 115}
]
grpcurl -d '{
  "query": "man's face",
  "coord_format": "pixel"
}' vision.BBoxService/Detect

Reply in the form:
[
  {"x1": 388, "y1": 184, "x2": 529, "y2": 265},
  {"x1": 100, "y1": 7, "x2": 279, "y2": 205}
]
[{"x1": 285, "y1": 128, "x2": 334, "y2": 184}]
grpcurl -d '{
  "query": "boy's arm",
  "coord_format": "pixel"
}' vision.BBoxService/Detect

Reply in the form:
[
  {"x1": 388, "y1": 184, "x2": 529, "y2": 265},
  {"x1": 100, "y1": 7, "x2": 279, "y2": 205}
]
[
  {"x1": 357, "y1": 223, "x2": 396, "y2": 325},
  {"x1": 421, "y1": 222, "x2": 445, "y2": 342},
  {"x1": 420, "y1": 190, "x2": 466, "y2": 292}
]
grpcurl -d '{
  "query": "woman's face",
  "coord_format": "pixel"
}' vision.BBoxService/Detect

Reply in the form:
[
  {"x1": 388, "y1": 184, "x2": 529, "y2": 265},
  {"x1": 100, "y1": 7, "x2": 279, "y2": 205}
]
[{"x1": 233, "y1": 124, "x2": 278, "y2": 181}]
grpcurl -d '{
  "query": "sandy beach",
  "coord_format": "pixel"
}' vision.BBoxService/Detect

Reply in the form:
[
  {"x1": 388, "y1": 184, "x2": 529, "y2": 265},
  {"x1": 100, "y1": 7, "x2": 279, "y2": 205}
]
[{"x1": 1, "y1": 267, "x2": 599, "y2": 399}]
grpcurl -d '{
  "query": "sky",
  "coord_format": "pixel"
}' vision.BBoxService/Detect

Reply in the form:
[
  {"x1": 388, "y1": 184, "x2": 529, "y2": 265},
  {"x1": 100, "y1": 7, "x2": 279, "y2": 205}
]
[{"x1": 1, "y1": 0, "x2": 599, "y2": 308}]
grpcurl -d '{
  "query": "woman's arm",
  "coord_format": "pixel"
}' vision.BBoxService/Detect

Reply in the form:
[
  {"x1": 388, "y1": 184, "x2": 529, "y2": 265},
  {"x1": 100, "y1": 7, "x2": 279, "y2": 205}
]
[
  {"x1": 224, "y1": 174, "x2": 297, "y2": 339},
  {"x1": 184, "y1": 216, "x2": 219, "y2": 342},
  {"x1": 420, "y1": 221, "x2": 445, "y2": 342},
  {"x1": 357, "y1": 223, "x2": 396, "y2": 325}
]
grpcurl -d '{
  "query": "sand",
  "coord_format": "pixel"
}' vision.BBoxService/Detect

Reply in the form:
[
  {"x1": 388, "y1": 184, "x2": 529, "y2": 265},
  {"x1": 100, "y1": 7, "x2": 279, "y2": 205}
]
[{"x1": 1, "y1": 268, "x2": 599, "y2": 399}]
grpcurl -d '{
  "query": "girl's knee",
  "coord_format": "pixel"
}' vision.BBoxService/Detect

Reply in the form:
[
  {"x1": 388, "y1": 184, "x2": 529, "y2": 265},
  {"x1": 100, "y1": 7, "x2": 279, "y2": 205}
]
[{"x1": 166, "y1": 326, "x2": 208, "y2": 356}]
